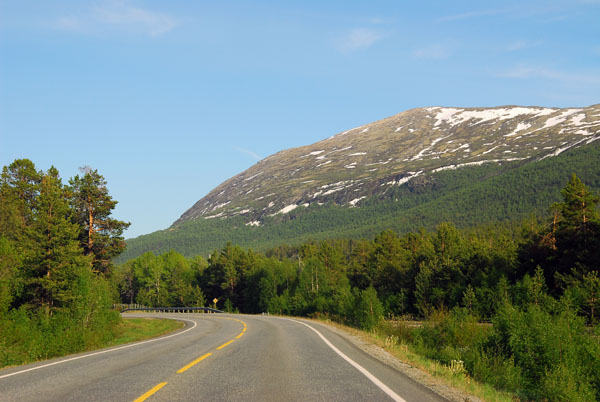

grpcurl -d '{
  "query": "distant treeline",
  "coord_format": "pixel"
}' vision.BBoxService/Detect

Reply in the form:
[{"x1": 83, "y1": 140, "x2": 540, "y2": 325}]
[
  {"x1": 119, "y1": 141, "x2": 600, "y2": 262},
  {"x1": 115, "y1": 173, "x2": 600, "y2": 324}
]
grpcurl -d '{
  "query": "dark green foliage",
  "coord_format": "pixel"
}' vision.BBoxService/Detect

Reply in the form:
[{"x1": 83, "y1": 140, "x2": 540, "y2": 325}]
[
  {"x1": 351, "y1": 287, "x2": 384, "y2": 330},
  {"x1": 0, "y1": 159, "x2": 42, "y2": 245},
  {"x1": 115, "y1": 250, "x2": 206, "y2": 308},
  {"x1": 0, "y1": 237, "x2": 21, "y2": 315},
  {"x1": 69, "y1": 168, "x2": 130, "y2": 275},
  {"x1": 488, "y1": 300, "x2": 600, "y2": 400},
  {"x1": 26, "y1": 167, "x2": 92, "y2": 315},
  {"x1": 0, "y1": 306, "x2": 120, "y2": 367},
  {"x1": 0, "y1": 159, "x2": 128, "y2": 368},
  {"x1": 119, "y1": 142, "x2": 600, "y2": 262},
  {"x1": 517, "y1": 174, "x2": 600, "y2": 326}
]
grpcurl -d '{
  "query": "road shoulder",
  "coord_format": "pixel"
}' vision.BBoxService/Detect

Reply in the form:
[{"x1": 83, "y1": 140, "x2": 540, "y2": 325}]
[{"x1": 305, "y1": 319, "x2": 483, "y2": 402}]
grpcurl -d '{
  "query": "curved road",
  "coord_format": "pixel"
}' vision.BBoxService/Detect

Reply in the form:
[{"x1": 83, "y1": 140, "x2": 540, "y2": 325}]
[{"x1": 0, "y1": 313, "x2": 447, "y2": 402}]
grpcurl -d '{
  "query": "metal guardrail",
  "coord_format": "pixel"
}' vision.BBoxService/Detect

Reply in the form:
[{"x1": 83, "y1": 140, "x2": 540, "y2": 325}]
[{"x1": 119, "y1": 307, "x2": 224, "y2": 313}]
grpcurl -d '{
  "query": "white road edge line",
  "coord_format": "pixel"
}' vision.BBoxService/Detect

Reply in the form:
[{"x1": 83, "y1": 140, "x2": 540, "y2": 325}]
[
  {"x1": 0, "y1": 317, "x2": 198, "y2": 380},
  {"x1": 284, "y1": 318, "x2": 406, "y2": 402}
]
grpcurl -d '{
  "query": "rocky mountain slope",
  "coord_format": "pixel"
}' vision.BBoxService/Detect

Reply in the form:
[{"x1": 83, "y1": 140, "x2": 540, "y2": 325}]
[{"x1": 174, "y1": 104, "x2": 600, "y2": 227}]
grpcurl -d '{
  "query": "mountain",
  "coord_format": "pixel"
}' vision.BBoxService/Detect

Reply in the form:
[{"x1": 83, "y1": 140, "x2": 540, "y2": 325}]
[
  {"x1": 120, "y1": 104, "x2": 600, "y2": 262},
  {"x1": 175, "y1": 105, "x2": 600, "y2": 225}
]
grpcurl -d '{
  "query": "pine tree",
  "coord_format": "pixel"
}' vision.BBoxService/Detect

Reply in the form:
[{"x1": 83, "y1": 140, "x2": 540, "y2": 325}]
[
  {"x1": 553, "y1": 174, "x2": 600, "y2": 280},
  {"x1": 0, "y1": 237, "x2": 21, "y2": 315},
  {"x1": 557, "y1": 174, "x2": 600, "y2": 234},
  {"x1": 68, "y1": 168, "x2": 130, "y2": 275},
  {"x1": 26, "y1": 167, "x2": 90, "y2": 315},
  {"x1": 0, "y1": 159, "x2": 41, "y2": 313},
  {"x1": 0, "y1": 159, "x2": 41, "y2": 246}
]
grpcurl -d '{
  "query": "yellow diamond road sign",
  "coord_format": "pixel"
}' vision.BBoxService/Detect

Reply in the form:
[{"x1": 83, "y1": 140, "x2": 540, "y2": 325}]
[{"x1": 213, "y1": 298, "x2": 218, "y2": 304}]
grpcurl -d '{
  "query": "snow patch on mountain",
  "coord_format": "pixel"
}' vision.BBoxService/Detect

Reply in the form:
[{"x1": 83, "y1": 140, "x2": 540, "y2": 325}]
[
  {"x1": 349, "y1": 196, "x2": 366, "y2": 206},
  {"x1": 505, "y1": 122, "x2": 532, "y2": 137},
  {"x1": 541, "y1": 109, "x2": 583, "y2": 130},
  {"x1": 383, "y1": 171, "x2": 423, "y2": 186},
  {"x1": 431, "y1": 107, "x2": 555, "y2": 128},
  {"x1": 273, "y1": 204, "x2": 298, "y2": 215},
  {"x1": 570, "y1": 114, "x2": 587, "y2": 126},
  {"x1": 432, "y1": 158, "x2": 526, "y2": 172}
]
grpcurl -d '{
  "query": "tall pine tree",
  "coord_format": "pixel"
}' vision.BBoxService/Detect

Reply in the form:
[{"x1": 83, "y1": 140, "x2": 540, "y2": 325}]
[
  {"x1": 26, "y1": 167, "x2": 90, "y2": 315},
  {"x1": 554, "y1": 174, "x2": 600, "y2": 279},
  {"x1": 69, "y1": 168, "x2": 130, "y2": 275},
  {"x1": 0, "y1": 159, "x2": 41, "y2": 246}
]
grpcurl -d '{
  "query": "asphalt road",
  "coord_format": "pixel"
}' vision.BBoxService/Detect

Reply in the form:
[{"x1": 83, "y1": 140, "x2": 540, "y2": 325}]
[{"x1": 0, "y1": 313, "x2": 448, "y2": 402}]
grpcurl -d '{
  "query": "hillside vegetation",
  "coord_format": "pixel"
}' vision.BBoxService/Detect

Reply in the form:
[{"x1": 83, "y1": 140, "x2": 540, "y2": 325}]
[{"x1": 120, "y1": 141, "x2": 600, "y2": 261}]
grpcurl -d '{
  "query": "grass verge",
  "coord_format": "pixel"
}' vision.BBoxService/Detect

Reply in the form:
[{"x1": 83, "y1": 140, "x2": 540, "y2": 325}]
[
  {"x1": 312, "y1": 318, "x2": 516, "y2": 402},
  {"x1": 106, "y1": 317, "x2": 184, "y2": 347},
  {"x1": 0, "y1": 316, "x2": 184, "y2": 370}
]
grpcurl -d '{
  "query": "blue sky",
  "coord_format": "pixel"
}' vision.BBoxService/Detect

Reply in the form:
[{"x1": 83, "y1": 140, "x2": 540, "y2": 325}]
[{"x1": 1, "y1": 0, "x2": 599, "y2": 238}]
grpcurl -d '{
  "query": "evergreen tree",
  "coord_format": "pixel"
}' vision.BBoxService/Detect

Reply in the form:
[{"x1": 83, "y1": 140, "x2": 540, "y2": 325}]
[
  {"x1": 0, "y1": 159, "x2": 41, "y2": 247},
  {"x1": 26, "y1": 167, "x2": 90, "y2": 315},
  {"x1": 553, "y1": 174, "x2": 600, "y2": 279},
  {"x1": 68, "y1": 168, "x2": 130, "y2": 275},
  {"x1": 0, "y1": 237, "x2": 21, "y2": 315},
  {"x1": 556, "y1": 173, "x2": 600, "y2": 235}
]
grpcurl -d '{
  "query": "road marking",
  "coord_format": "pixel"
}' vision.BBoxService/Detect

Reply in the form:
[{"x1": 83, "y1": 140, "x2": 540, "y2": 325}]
[
  {"x1": 286, "y1": 319, "x2": 406, "y2": 402},
  {"x1": 0, "y1": 318, "x2": 198, "y2": 380},
  {"x1": 133, "y1": 382, "x2": 167, "y2": 402},
  {"x1": 216, "y1": 339, "x2": 235, "y2": 350},
  {"x1": 176, "y1": 352, "x2": 212, "y2": 374},
  {"x1": 210, "y1": 316, "x2": 247, "y2": 343}
]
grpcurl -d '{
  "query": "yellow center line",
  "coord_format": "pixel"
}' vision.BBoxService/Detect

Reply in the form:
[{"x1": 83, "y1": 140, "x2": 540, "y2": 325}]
[
  {"x1": 133, "y1": 382, "x2": 167, "y2": 402},
  {"x1": 176, "y1": 353, "x2": 212, "y2": 374},
  {"x1": 216, "y1": 339, "x2": 235, "y2": 350},
  {"x1": 204, "y1": 317, "x2": 247, "y2": 350}
]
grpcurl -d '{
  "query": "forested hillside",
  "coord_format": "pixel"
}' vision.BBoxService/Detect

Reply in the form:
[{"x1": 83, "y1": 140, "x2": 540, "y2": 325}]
[{"x1": 120, "y1": 141, "x2": 600, "y2": 261}]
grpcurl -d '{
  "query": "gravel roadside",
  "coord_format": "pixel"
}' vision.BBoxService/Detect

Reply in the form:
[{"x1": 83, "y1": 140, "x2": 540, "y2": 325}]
[{"x1": 309, "y1": 319, "x2": 483, "y2": 402}]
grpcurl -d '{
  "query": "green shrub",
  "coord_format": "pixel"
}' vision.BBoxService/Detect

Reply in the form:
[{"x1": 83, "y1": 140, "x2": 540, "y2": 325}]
[
  {"x1": 411, "y1": 308, "x2": 489, "y2": 365},
  {"x1": 489, "y1": 302, "x2": 600, "y2": 400}
]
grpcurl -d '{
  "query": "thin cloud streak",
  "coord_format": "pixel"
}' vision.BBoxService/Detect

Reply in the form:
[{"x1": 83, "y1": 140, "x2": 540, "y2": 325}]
[
  {"x1": 437, "y1": 8, "x2": 506, "y2": 22},
  {"x1": 507, "y1": 40, "x2": 543, "y2": 51},
  {"x1": 53, "y1": 0, "x2": 178, "y2": 36},
  {"x1": 234, "y1": 147, "x2": 263, "y2": 161},
  {"x1": 93, "y1": 0, "x2": 178, "y2": 36},
  {"x1": 412, "y1": 44, "x2": 452, "y2": 60},
  {"x1": 334, "y1": 28, "x2": 383, "y2": 53},
  {"x1": 498, "y1": 65, "x2": 600, "y2": 86}
]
